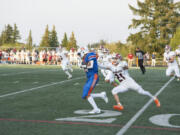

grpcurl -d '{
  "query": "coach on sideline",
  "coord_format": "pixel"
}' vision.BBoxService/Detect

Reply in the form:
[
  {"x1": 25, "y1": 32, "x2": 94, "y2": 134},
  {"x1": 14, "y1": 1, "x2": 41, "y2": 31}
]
[{"x1": 135, "y1": 47, "x2": 146, "y2": 74}]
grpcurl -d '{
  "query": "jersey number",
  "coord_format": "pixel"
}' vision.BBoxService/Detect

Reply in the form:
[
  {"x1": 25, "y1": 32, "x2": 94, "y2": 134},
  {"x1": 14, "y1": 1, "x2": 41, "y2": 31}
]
[{"x1": 115, "y1": 73, "x2": 125, "y2": 82}]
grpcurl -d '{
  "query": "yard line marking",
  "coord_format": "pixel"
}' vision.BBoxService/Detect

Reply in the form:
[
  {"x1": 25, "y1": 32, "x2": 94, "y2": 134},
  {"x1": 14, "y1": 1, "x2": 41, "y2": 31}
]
[
  {"x1": 0, "y1": 76, "x2": 84, "y2": 98},
  {"x1": 13, "y1": 81, "x2": 19, "y2": 84},
  {"x1": 0, "y1": 70, "x2": 40, "y2": 76},
  {"x1": 116, "y1": 77, "x2": 175, "y2": 135},
  {"x1": 0, "y1": 69, "x2": 62, "y2": 76}
]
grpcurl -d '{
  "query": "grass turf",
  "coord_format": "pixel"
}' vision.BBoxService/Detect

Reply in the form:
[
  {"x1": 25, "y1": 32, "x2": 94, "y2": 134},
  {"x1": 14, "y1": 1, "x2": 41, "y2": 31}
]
[{"x1": 0, "y1": 65, "x2": 179, "y2": 135}]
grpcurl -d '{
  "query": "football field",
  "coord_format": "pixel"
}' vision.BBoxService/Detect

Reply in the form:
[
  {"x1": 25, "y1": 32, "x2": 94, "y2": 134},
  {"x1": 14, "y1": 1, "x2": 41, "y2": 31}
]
[{"x1": 0, "y1": 64, "x2": 179, "y2": 135}]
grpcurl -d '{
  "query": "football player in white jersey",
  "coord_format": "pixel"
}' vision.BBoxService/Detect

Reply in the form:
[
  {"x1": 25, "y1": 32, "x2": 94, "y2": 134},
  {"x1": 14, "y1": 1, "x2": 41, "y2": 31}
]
[
  {"x1": 99, "y1": 56, "x2": 160, "y2": 111},
  {"x1": 164, "y1": 45, "x2": 180, "y2": 81},
  {"x1": 175, "y1": 45, "x2": 180, "y2": 66},
  {"x1": 100, "y1": 49, "x2": 114, "y2": 84},
  {"x1": 116, "y1": 54, "x2": 129, "y2": 76},
  {"x1": 59, "y1": 49, "x2": 73, "y2": 79}
]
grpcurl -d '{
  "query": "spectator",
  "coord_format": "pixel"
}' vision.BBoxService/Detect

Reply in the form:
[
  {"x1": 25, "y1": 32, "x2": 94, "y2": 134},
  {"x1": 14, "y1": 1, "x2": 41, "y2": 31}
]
[
  {"x1": 145, "y1": 52, "x2": 150, "y2": 66},
  {"x1": 151, "y1": 52, "x2": 156, "y2": 67},
  {"x1": 0, "y1": 50, "x2": 2, "y2": 63},
  {"x1": 127, "y1": 52, "x2": 134, "y2": 68}
]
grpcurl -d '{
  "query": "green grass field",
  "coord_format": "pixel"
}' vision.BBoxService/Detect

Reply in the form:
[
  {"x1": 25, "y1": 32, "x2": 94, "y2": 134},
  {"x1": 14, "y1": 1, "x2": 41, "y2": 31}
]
[{"x1": 0, "y1": 64, "x2": 179, "y2": 135}]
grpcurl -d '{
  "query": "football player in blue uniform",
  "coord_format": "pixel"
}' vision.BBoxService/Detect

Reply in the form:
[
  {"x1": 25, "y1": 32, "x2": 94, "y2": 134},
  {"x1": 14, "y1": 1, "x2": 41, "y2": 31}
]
[{"x1": 79, "y1": 50, "x2": 108, "y2": 114}]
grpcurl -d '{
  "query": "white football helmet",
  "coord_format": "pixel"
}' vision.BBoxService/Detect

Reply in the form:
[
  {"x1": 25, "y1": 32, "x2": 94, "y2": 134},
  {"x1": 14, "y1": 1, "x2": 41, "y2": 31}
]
[
  {"x1": 165, "y1": 45, "x2": 171, "y2": 52},
  {"x1": 77, "y1": 47, "x2": 89, "y2": 58}
]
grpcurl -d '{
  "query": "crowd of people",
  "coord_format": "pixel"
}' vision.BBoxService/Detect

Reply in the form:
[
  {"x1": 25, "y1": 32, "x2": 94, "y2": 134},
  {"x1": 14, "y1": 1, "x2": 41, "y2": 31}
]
[{"x1": 0, "y1": 48, "x2": 80, "y2": 66}]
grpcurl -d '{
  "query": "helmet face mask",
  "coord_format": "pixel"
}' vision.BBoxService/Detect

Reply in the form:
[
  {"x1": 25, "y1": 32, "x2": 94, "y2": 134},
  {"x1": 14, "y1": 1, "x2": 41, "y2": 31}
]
[
  {"x1": 112, "y1": 58, "x2": 119, "y2": 65},
  {"x1": 77, "y1": 47, "x2": 89, "y2": 59},
  {"x1": 112, "y1": 54, "x2": 121, "y2": 65},
  {"x1": 77, "y1": 51, "x2": 85, "y2": 58}
]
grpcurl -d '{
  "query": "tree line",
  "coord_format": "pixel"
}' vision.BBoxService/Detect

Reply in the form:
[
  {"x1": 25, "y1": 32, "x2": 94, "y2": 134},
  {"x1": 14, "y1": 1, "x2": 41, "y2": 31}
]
[
  {"x1": 89, "y1": 0, "x2": 180, "y2": 57},
  {"x1": 0, "y1": 24, "x2": 78, "y2": 50}
]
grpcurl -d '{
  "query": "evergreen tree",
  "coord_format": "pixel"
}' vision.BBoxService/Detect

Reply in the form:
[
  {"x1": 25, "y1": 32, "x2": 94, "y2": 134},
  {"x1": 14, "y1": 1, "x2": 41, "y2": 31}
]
[
  {"x1": 12, "y1": 23, "x2": 21, "y2": 44},
  {"x1": 49, "y1": 25, "x2": 59, "y2": 47},
  {"x1": 67, "y1": 32, "x2": 77, "y2": 50},
  {"x1": 0, "y1": 30, "x2": 6, "y2": 45},
  {"x1": 0, "y1": 32, "x2": 2, "y2": 46},
  {"x1": 128, "y1": 0, "x2": 180, "y2": 54},
  {"x1": 40, "y1": 25, "x2": 50, "y2": 47},
  {"x1": 61, "y1": 32, "x2": 68, "y2": 48},
  {"x1": 4, "y1": 24, "x2": 13, "y2": 44},
  {"x1": 27, "y1": 30, "x2": 33, "y2": 50},
  {"x1": 170, "y1": 26, "x2": 180, "y2": 49}
]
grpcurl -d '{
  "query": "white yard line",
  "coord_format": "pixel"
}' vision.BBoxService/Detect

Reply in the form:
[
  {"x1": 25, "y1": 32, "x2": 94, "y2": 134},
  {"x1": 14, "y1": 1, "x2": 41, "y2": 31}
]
[
  {"x1": 116, "y1": 77, "x2": 175, "y2": 135},
  {"x1": 0, "y1": 69, "x2": 61, "y2": 76},
  {"x1": 0, "y1": 70, "x2": 39, "y2": 76},
  {"x1": 0, "y1": 76, "x2": 84, "y2": 98}
]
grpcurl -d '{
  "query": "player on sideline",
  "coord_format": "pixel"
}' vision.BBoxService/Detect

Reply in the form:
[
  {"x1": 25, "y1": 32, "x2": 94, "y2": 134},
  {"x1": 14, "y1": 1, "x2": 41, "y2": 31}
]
[
  {"x1": 175, "y1": 45, "x2": 180, "y2": 66},
  {"x1": 99, "y1": 54, "x2": 160, "y2": 111},
  {"x1": 59, "y1": 48, "x2": 73, "y2": 79},
  {"x1": 164, "y1": 45, "x2": 180, "y2": 81},
  {"x1": 78, "y1": 49, "x2": 108, "y2": 114}
]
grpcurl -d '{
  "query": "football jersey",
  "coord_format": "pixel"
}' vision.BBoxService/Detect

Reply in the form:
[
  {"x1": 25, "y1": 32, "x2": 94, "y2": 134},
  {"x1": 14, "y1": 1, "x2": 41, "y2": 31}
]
[
  {"x1": 108, "y1": 64, "x2": 127, "y2": 83},
  {"x1": 135, "y1": 50, "x2": 144, "y2": 59},
  {"x1": 118, "y1": 61, "x2": 129, "y2": 76},
  {"x1": 175, "y1": 49, "x2": 180, "y2": 57},
  {"x1": 84, "y1": 52, "x2": 98, "y2": 78},
  {"x1": 102, "y1": 54, "x2": 112, "y2": 65},
  {"x1": 60, "y1": 52, "x2": 68, "y2": 62},
  {"x1": 164, "y1": 51, "x2": 177, "y2": 66}
]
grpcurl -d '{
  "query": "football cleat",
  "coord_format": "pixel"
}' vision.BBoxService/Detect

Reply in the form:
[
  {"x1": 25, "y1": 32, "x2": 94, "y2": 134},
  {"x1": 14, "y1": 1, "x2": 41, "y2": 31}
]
[
  {"x1": 88, "y1": 108, "x2": 101, "y2": 114},
  {"x1": 113, "y1": 105, "x2": 124, "y2": 111},
  {"x1": 154, "y1": 98, "x2": 160, "y2": 107},
  {"x1": 101, "y1": 92, "x2": 108, "y2": 103}
]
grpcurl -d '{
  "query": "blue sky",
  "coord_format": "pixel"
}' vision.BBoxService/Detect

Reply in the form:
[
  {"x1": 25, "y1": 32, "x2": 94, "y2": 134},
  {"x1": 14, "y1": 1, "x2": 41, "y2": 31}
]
[{"x1": 0, "y1": 0, "x2": 178, "y2": 46}]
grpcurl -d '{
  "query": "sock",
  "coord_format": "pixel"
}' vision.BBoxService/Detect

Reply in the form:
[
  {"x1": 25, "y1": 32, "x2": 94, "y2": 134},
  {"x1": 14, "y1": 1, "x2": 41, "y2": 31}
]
[
  {"x1": 65, "y1": 70, "x2": 71, "y2": 77},
  {"x1": 70, "y1": 67, "x2": 73, "y2": 72},
  {"x1": 87, "y1": 96, "x2": 98, "y2": 110},
  {"x1": 138, "y1": 88, "x2": 154, "y2": 99},
  {"x1": 91, "y1": 93, "x2": 103, "y2": 98}
]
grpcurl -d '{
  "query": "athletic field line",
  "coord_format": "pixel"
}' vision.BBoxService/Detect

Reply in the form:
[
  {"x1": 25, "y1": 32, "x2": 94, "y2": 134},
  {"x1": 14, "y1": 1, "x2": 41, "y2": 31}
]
[
  {"x1": 0, "y1": 118, "x2": 180, "y2": 132},
  {"x1": 0, "y1": 70, "x2": 37, "y2": 76},
  {"x1": 0, "y1": 76, "x2": 84, "y2": 98},
  {"x1": 0, "y1": 69, "x2": 61, "y2": 76},
  {"x1": 116, "y1": 77, "x2": 175, "y2": 135}
]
